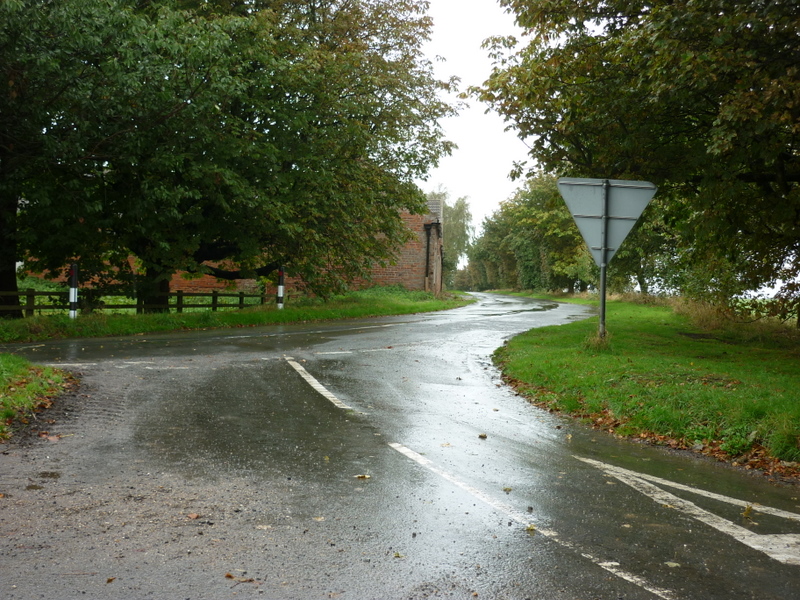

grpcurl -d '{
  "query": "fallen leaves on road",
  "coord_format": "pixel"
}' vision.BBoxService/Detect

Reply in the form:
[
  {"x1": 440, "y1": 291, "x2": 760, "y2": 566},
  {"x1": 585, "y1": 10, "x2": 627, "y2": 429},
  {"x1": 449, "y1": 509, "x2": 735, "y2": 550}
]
[
  {"x1": 354, "y1": 474, "x2": 371, "y2": 479},
  {"x1": 225, "y1": 572, "x2": 261, "y2": 587}
]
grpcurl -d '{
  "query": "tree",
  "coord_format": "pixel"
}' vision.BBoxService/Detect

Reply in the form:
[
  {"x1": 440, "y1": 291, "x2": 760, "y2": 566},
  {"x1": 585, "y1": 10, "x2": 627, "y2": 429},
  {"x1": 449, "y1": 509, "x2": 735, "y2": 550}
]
[
  {"x1": 466, "y1": 175, "x2": 595, "y2": 293},
  {"x1": 466, "y1": 210, "x2": 516, "y2": 291},
  {"x1": 2, "y1": 0, "x2": 455, "y2": 315},
  {"x1": 478, "y1": 0, "x2": 800, "y2": 318},
  {"x1": 1, "y1": 0, "x2": 172, "y2": 315}
]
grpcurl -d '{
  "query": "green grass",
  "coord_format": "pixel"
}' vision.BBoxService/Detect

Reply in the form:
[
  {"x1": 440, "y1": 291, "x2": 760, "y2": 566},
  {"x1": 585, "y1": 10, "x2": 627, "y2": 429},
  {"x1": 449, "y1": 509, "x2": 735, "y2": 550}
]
[
  {"x1": 494, "y1": 295, "x2": 800, "y2": 465},
  {"x1": 0, "y1": 286, "x2": 472, "y2": 440},
  {"x1": 0, "y1": 354, "x2": 72, "y2": 440}
]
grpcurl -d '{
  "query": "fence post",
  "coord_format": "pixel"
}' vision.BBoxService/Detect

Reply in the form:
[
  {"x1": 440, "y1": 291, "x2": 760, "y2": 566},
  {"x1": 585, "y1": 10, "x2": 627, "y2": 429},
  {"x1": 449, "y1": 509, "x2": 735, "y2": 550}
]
[
  {"x1": 239, "y1": 291, "x2": 245, "y2": 310},
  {"x1": 176, "y1": 290, "x2": 184, "y2": 314},
  {"x1": 25, "y1": 289, "x2": 35, "y2": 318},
  {"x1": 212, "y1": 290, "x2": 219, "y2": 312}
]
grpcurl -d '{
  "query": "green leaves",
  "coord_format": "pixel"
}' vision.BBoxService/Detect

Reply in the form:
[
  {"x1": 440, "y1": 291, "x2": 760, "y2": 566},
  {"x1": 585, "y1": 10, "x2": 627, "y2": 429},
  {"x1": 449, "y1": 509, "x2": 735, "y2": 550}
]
[
  {"x1": 466, "y1": 175, "x2": 596, "y2": 292},
  {"x1": 2, "y1": 0, "x2": 455, "y2": 308},
  {"x1": 479, "y1": 0, "x2": 800, "y2": 315}
]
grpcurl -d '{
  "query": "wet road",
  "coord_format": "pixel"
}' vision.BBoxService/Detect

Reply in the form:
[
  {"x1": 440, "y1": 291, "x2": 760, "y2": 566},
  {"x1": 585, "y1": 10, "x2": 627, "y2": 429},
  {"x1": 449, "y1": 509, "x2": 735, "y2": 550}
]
[{"x1": 1, "y1": 293, "x2": 800, "y2": 599}]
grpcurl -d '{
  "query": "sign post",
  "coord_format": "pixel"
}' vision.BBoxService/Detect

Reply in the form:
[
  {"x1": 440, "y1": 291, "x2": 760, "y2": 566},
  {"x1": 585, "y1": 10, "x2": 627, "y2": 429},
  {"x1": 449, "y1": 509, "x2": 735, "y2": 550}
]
[{"x1": 557, "y1": 178, "x2": 657, "y2": 337}]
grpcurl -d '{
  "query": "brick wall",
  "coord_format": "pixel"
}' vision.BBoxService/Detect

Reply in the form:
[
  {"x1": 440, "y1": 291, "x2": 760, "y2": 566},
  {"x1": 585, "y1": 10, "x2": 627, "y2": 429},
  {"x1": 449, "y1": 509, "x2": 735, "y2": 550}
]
[
  {"x1": 368, "y1": 211, "x2": 442, "y2": 293},
  {"x1": 170, "y1": 273, "x2": 259, "y2": 293}
]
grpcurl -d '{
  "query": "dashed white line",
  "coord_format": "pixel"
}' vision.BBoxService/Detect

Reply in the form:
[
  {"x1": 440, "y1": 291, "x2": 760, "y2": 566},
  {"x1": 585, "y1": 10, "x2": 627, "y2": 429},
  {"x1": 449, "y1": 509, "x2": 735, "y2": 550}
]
[
  {"x1": 389, "y1": 443, "x2": 677, "y2": 600},
  {"x1": 285, "y1": 357, "x2": 352, "y2": 410}
]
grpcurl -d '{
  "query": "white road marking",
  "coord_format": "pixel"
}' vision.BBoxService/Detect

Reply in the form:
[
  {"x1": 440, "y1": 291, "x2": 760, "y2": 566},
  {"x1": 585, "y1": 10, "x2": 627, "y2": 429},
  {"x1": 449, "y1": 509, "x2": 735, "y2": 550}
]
[
  {"x1": 44, "y1": 363, "x2": 98, "y2": 367},
  {"x1": 285, "y1": 357, "x2": 352, "y2": 410},
  {"x1": 576, "y1": 456, "x2": 800, "y2": 566},
  {"x1": 389, "y1": 443, "x2": 677, "y2": 600}
]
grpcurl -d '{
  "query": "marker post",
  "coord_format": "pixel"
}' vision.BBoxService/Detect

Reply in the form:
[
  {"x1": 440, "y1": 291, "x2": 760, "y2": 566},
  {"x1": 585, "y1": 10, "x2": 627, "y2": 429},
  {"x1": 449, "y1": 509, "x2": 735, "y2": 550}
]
[
  {"x1": 68, "y1": 263, "x2": 79, "y2": 319},
  {"x1": 277, "y1": 267, "x2": 285, "y2": 310}
]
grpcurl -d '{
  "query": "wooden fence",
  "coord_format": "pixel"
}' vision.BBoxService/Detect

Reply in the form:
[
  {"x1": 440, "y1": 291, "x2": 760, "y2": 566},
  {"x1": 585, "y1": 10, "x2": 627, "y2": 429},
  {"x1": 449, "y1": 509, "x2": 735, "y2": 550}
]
[{"x1": 0, "y1": 289, "x2": 268, "y2": 317}]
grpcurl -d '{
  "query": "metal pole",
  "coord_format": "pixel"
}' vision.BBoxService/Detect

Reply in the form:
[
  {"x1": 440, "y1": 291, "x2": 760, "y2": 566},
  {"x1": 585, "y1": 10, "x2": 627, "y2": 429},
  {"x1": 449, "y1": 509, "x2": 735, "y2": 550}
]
[
  {"x1": 277, "y1": 267, "x2": 285, "y2": 310},
  {"x1": 68, "y1": 263, "x2": 79, "y2": 319},
  {"x1": 599, "y1": 181, "x2": 609, "y2": 338}
]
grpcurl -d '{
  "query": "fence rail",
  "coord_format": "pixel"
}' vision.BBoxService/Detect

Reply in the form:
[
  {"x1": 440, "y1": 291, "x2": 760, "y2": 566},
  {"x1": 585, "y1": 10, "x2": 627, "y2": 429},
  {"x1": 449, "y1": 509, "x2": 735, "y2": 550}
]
[{"x1": 0, "y1": 289, "x2": 267, "y2": 317}]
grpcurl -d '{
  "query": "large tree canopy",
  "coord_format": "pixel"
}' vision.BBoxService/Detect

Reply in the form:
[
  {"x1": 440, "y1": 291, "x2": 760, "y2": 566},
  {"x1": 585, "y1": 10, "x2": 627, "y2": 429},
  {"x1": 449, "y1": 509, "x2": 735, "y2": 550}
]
[
  {"x1": 1, "y1": 0, "x2": 454, "y2": 315},
  {"x1": 478, "y1": 0, "x2": 800, "y2": 317}
]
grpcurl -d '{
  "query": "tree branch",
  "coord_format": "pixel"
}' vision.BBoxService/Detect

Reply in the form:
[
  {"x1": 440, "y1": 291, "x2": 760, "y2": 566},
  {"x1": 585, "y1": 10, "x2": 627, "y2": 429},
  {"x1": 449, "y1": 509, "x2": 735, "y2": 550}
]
[{"x1": 199, "y1": 261, "x2": 281, "y2": 280}]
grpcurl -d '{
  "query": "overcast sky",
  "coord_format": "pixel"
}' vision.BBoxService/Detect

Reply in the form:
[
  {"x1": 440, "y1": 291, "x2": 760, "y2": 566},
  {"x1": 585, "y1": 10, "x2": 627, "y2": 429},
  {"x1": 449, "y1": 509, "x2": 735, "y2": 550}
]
[{"x1": 418, "y1": 0, "x2": 529, "y2": 232}]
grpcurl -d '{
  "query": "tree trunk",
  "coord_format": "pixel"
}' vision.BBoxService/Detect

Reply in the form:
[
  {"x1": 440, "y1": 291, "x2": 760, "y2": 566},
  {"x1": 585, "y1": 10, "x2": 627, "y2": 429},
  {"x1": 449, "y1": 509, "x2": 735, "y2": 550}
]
[
  {"x1": 0, "y1": 194, "x2": 22, "y2": 319},
  {"x1": 137, "y1": 271, "x2": 172, "y2": 314},
  {"x1": 636, "y1": 265, "x2": 650, "y2": 295}
]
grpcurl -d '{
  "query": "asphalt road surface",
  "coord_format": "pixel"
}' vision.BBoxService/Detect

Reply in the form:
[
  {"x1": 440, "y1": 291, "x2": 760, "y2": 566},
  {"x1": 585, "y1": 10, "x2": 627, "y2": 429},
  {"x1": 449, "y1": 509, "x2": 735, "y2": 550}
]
[{"x1": 1, "y1": 293, "x2": 799, "y2": 599}]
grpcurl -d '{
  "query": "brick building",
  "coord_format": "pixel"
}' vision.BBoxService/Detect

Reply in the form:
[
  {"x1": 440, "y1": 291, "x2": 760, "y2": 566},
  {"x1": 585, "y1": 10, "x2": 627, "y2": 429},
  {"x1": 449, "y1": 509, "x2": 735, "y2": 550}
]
[{"x1": 365, "y1": 199, "x2": 443, "y2": 294}]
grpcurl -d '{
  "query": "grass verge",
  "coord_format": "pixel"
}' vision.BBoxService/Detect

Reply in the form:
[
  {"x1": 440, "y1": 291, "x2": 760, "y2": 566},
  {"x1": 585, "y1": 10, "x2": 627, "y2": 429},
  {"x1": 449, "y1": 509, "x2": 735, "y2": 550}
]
[
  {"x1": 494, "y1": 294, "x2": 800, "y2": 477},
  {"x1": 0, "y1": 354, "x2": 76, "y2": 440},
  {"x1": 0, "y1": 286, "x2": 470, "y2": 343},
  {"x1": 0, "y1": 286, "x2": 472, "y2": 439}
]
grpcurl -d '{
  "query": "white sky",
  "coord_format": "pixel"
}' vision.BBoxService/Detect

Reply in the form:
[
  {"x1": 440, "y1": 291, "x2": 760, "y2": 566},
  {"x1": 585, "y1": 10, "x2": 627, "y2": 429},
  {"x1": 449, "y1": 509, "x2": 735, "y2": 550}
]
[{"x1": 418, "y1": 0, "x2": 529, "y2": 233}]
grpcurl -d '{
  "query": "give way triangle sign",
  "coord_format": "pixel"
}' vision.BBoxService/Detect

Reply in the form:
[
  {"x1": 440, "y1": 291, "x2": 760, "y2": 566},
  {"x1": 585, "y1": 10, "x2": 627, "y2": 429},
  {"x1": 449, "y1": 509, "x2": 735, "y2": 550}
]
[
  {"x1": 557, "y1": 177, "x2": 657, "y2": 337},
  {"x1": 557, "y1": 178, "x2": 657, "y2": 268}
]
